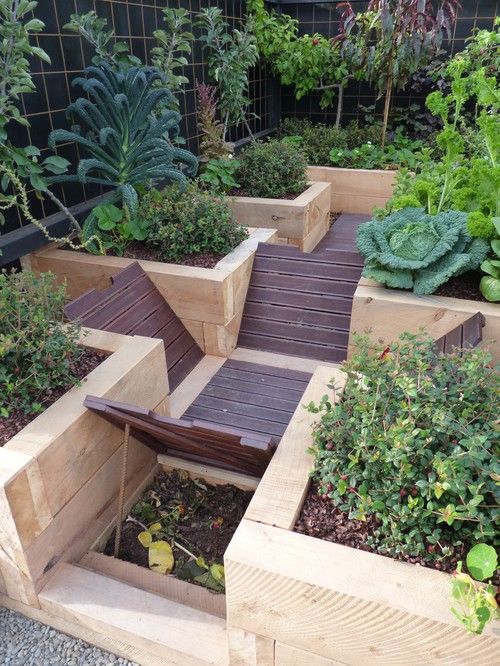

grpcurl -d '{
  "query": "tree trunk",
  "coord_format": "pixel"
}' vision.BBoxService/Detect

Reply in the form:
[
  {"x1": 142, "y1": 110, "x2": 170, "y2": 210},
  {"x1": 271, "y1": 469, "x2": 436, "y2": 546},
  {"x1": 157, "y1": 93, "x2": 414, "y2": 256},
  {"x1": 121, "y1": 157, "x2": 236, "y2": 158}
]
[
  {"x1": 335, "y1": 85, "x2": 344, "y2": 129},
  {"x1": 381, "y1": 75, "x2": 393, "y2": 149}
]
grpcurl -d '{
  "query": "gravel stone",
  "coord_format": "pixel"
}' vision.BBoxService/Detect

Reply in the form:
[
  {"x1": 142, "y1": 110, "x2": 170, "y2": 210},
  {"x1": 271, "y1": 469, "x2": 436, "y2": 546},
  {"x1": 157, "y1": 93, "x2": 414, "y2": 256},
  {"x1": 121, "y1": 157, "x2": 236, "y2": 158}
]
[{"x1": 0, "y1": 608, "x2": 138, "y2": 666}]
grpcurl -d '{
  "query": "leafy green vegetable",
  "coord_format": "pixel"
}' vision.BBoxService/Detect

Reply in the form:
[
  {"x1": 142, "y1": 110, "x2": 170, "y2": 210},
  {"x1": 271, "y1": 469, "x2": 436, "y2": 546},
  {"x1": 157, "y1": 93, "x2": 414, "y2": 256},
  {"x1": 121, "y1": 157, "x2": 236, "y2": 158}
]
[
  {"x1": 480, "y1": 217, "x2": 500, "y2": 302},
  {"x1": 466, "y1": 544, "x2": 498, "y2": 582},
  {"x1": 357, "y1": 208, "x2": 489, "y2": 294}
]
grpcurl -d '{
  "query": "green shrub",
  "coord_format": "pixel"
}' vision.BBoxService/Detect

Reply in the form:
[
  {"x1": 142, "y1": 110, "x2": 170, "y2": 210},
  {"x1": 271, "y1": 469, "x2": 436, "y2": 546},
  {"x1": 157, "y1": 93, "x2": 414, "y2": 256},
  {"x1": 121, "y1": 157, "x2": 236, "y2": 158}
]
[
  {"x1": 143, "y1": 183, "x2": 247, "y2": 262},
  {"x1": 235, "y1": 139, "x2": 308, "y2": 198},
  {"x1": 357, "y1": 208, "x2": 489, "y2": 294},
  {"x1": 308, "y1": 332, "x2": 499, "y2": 565},
  {"x1": 0, "y1": 271, "x2": 82, "y2": 417}
]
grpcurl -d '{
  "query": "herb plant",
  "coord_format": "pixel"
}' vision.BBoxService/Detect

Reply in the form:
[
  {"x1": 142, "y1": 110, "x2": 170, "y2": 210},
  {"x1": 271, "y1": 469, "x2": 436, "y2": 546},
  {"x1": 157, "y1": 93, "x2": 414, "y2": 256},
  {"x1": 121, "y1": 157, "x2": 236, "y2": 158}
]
[
  {"x1": 329, "y1": 131, "x2": 426, "y2": 170},
  {"x1": 308, "y1": 332, "x2": 499, "y2": 568},
  {"x1": 142, "y1": 182, "x2": 247, "y2": 263},
  {"x1": 235, "y1": 140, "x2": 308, "y2": 199},
  {"x1": 479, "y1": 217, "x2": 500, "y2": 302},
  {"x1": 200, "y1": 158, "x2": 240, "y2": 193},
  {"x1": 196, "y1": 82, "x2": 232, "y2": 162},
  {"x1": 0, "y1": 271, "x2": 82, "y2": 417},
  {"x1": 357, "y1": 208, "x2": 489, "y2": 294},
  {"x1": 197, "y1": 8, "x2": 258, "y2": 139}
]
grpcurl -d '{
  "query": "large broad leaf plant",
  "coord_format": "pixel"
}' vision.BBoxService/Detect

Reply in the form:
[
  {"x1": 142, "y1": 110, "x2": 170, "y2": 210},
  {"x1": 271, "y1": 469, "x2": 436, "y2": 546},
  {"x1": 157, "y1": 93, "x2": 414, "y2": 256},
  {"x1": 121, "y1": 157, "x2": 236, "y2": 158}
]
[{"x1": 49, "y1": 64, "x2": 198, "y2": 253}]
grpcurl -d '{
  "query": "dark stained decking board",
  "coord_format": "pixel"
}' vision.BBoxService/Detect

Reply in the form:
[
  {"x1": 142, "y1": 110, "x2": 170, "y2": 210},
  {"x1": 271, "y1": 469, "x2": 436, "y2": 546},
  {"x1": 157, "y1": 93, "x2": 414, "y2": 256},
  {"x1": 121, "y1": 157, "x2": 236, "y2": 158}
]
[
  {"x1": 65, "y1": 262, "x2": 203, "y2": 391},
  {"x1": 432, "y1": 312, "x2": 485, "y2": 355},
  {"x1": 315, "y1": 213, "x2": 371, "y2": 254},
  {"x1": 238, "y1": 222, "x2": 366, "y2": 362},
  {"x1": 182, "y1": 359, "x2": 312, "y2": 440}
]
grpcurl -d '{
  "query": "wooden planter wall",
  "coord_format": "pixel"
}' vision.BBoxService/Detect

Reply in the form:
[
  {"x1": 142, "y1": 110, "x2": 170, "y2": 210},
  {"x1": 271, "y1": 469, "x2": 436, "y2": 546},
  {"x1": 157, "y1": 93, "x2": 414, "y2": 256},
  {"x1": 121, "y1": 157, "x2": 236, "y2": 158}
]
[
  {"x1": 26, "y1": 228, "x2": 277, "y2": 357},
  {"x1": 350, "y1": 278, "x2": 500, "y2": 362},
  {"x1": 228, "y1": 182, "x2": 331, "y2": 252},
  {"x1": 307, "y1": 166, "x2": 396, "y2": 215},
  {"x1": 224, "y1": 366, "x2": 500, "y2": 666},
  {"x1": 0, "y1": 329, "x2": 168, "y2": 607}
]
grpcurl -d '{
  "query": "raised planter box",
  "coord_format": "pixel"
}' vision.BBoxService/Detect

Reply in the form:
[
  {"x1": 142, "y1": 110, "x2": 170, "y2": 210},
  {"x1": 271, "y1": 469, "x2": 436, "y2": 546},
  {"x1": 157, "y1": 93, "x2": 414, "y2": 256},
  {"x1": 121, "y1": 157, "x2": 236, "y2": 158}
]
[
  {"x1": 350, "y1": 278, "x2": 500, "y2": 362},
  {"x1": 307, "y1": 166, "x2": 396, "y2": 215},
  {"x1": 228, "y1": 182, "x2": 331, "y2": 252},
  {"x1": 0, "y1": 329, "x2": 168, "y2": 607},
  {"x1": 225, "y1": 366, "x2": 500, "y2": 665},
  {"x1": 26, "y1": 227, "x2": 277, "y2": 357}
]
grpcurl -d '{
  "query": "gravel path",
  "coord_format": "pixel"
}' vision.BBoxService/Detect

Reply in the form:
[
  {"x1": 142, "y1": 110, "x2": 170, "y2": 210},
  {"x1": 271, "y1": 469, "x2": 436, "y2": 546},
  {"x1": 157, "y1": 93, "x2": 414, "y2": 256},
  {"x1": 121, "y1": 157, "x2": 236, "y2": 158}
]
[{"x1": 0, "y1": 608, "x2": 137, "y2": 666}]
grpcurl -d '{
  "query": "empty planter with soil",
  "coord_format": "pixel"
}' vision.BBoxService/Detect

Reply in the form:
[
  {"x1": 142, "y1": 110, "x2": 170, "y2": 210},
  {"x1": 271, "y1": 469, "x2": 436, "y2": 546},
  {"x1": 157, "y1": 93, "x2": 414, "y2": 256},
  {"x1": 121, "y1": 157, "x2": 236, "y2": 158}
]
[{"x1": 225, "y1": 337, "x2": 500, "y2": 665}]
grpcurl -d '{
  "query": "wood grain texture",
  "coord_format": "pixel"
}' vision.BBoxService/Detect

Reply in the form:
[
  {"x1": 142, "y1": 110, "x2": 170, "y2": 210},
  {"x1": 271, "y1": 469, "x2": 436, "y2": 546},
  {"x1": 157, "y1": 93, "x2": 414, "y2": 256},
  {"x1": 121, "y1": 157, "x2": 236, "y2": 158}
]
[
  {"x1": 244, "y1": 366, "x2": 345, "y2": 529},
  {"x1": 350, "y1": 284, "x2": 500, "y2": 362},
  {"x1": 228, "y1": 628, "x2": 275, "y2": 666},
  {"x1": 39, "y1": 563, "x2": 229, "y2": 665},
  {"x1": 225, "y1": 520, "x2": 500, "y2": 665},
  {"x1": 275, "y1": 643, "x2": 346, "y2": 666}
]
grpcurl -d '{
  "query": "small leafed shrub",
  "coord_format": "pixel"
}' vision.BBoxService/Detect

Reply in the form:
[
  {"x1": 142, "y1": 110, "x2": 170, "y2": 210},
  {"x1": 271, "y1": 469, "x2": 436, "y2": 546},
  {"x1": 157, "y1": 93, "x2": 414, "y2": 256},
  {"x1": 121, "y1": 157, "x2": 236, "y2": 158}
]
[
  {"x1": 357, "y1": 208, "x2": 489, "y2": 294},
  {"x1": 235, "y1": 140, "x2": 308, "y2": 198},
  {"x1": 142, "y1": 183, "x2": 247, "y2": 262},
  {"x1": 0, "y1": 271, "x2": 82, "y2": 417},
  {"x1": 308, "y1": 332, "x2": 499, "y2": 567}
]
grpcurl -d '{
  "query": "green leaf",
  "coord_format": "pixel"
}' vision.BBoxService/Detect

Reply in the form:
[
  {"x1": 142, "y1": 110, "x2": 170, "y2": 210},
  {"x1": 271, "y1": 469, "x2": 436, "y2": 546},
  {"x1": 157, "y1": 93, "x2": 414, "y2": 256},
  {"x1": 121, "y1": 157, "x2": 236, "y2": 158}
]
[
  {"x1": 480, "y1": 275, "x2": 500, "y2": 302},
  {"x1": 42, "y1": 156, "x2": 71, "y2": 174},
  {"x1": 466, "y1": 544, "x2": 498, "y2": 581}
]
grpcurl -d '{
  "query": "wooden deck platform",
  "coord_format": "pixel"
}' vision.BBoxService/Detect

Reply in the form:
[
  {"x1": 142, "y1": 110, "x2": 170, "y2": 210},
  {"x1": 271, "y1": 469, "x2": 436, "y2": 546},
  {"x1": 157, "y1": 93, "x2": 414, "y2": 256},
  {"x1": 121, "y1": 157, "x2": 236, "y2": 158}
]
[
  {"x1": 182, "y1": 359, "x2": 312, "y2": 440},
  {"x1": 315, "y1": 212, "x2": 370, "y2": 254}
]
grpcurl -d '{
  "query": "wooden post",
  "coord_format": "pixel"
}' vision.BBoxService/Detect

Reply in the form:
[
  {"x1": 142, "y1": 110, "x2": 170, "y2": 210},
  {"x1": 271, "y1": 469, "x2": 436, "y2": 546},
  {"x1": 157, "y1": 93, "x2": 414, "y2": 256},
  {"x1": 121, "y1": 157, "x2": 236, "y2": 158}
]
[{"x1": 114, "y1": 423, "x2": 131, "y2": 558}]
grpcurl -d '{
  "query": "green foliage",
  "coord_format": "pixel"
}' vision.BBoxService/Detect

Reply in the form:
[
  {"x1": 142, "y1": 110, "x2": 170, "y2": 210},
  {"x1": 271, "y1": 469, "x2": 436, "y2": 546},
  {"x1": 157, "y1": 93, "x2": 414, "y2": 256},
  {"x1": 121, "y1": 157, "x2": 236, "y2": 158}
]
[
  {"x1": 451, "y1": 545, "x2": 499, "y2": 635},
  {"x1": 200, "y1": 158, "x2": 240, "y2": 193},
  {"x1": 0, "y1": 271, "x2": 82, "y2": 417},
  {"x1": 248, "y1": 0, "x2": 349, "y2": 114},
  {"x1": 151, "y1": 8, "x2": 194, "y2": 108},
  {"x1": 64, "y1": 11, "x2": 140, "y2": 68},
  {"x1": 142, "y1": 182, "x2": 247, "y2": 263},
  {"x1": 480, "y1": 217, "x2": 500, "y2": 302},
  {"x1": 308, "y1": 332, "x2": 499, "y2": 569},
  {"x1": 197, "y1": 7, "x2": 258, "y2": 137},
  {"x1": 336, "y1": 1, "x2": 460, "y2": 144},
  {"x1": 357, "y1": 208, "x2": 489, "y2": 294},
  {"x1": 235, "y1": 140, "x2": 308, "y2": 199},
  {"x1": 329, "y1": 131, "x2": 425, "y2": 170},
  {"x1": 48, "y1": 64, "x2": 198, "y2": 253},
  {"x1": 85, "y1": 203, "x2": 152, "y2": 257},
  {"x1": 195, "y1": 82, "x2": 232, "y2": 162}
]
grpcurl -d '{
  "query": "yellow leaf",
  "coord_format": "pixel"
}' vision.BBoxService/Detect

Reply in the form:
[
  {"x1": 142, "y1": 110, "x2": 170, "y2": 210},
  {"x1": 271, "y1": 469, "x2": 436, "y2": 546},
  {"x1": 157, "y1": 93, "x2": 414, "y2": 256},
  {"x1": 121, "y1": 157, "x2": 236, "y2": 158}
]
[
  {"x1": 149, "y1": 540, "x2": 174, "y2": 575},
  {"x1": 149, "y1": 522, "x2": 162, "y2": 534},
  {"x1": 138, "y1": 531, "x2": 152, "y2": 548},
  {"x1": 210, "y1": 564, "x2": 225, "y2": 583},
  {"x1": 196, "y1": 556, "x2": 208, "y2": 569}
]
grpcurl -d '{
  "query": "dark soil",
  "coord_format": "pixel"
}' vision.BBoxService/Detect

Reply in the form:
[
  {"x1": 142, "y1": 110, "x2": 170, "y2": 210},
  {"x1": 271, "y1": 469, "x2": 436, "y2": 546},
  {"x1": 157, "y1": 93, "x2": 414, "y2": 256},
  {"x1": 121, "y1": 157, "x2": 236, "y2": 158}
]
[
  {"x1": 329, "y1": 211, "x2": 342, "y2": 226},
  {"x1": 434, "y1": 271, "x2": 487, "y2": 302},
  {"x1": 0, "y1": 350, "x2": 106, "y2": 447},
  {"x1": 296, "y1": 482, "x2": 463, "y2": 575},
  {"x1": 121, "y1": 242, "x2": 223, "y2": 269},
  {"x1": 105, "y1": 469, "x2": 253, "y2": 587}
]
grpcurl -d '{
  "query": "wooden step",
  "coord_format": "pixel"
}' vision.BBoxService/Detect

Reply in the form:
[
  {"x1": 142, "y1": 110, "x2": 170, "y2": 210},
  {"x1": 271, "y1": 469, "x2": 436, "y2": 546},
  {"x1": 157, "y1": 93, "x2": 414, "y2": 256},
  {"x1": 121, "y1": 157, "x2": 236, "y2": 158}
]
[{"x1": 38, "y1": 563, "x2": 229, "y2": 666}]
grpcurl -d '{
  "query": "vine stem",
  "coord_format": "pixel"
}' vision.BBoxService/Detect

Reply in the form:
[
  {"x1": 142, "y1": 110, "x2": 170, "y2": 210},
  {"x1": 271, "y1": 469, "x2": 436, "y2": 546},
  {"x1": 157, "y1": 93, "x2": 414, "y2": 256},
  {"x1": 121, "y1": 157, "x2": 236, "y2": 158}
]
[{"x1": 44, "y1": 188, "x2": 82, "y2": 233}]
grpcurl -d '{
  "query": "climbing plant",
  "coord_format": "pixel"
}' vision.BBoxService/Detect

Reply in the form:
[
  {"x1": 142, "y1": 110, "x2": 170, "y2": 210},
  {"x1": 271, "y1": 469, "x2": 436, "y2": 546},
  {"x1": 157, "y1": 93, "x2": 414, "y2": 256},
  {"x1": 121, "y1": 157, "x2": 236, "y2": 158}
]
[{"x1": 248, "y1": 0, "x2": 349, "y2": 124}]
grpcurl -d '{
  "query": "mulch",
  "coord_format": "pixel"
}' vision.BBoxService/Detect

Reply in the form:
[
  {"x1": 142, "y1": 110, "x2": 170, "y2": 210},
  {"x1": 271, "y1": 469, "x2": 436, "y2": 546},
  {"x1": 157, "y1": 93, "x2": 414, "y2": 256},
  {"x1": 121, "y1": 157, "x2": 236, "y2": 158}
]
[
  {"x1": 229, "y1": 187, "x2": 300, "y2": 200},
  {"x1": 296, "y1": 482, "x2": 462, "y2": 575},
  {"x1": 434, "y1": 271, "x2": 487, "y2": 302},
  {"x1": 105, "y1": 469, "x2": 253, "y2": 579},
  {"x1": 0, "y1": 350, "x2": 106, "y2": 447},
  {"x1": 122, "y1": 242, "x2": 223, "y2": 269}
]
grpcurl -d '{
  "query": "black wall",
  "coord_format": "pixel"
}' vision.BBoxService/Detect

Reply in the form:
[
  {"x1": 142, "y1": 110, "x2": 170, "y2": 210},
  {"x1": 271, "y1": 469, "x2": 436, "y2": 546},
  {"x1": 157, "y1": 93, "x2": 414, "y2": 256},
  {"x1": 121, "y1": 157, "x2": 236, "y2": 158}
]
[
  {"x1": 278, "y1": 0, "x2": 499, "y2": 124},
  {"x1": 5, "y1": 0, "x2": 276, "y2": 233}
]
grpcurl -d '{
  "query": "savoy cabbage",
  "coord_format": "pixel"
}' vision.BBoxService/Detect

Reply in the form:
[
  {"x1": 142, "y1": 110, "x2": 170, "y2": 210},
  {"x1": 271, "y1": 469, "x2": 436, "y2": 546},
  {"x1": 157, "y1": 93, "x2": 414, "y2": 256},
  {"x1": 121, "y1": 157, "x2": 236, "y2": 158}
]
[{"x1": 357, "y1": 208, "x2": 489, "y2": 294}]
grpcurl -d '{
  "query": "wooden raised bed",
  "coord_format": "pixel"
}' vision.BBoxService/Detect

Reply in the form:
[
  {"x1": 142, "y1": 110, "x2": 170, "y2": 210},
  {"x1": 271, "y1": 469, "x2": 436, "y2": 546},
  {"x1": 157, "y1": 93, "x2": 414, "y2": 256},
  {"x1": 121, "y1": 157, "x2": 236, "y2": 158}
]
[
  {"x1": 224, "y1": 366, "x2": 500, "y2": 665},
  {"x1": 0, "y1": 329, "x2": 168, "y2": 607},
  {"x1": 307, "y1": 166, "x2": 396, "y2": 215},
  {"x1": 228, "y1": 182, "x2": 331, "y2": 252},
  {"x1": 350, "y1": 277, "x2": 500, "y2": 362},
  {"x1": 26, "y1": 228, "x2": 277, "y2": 357}
]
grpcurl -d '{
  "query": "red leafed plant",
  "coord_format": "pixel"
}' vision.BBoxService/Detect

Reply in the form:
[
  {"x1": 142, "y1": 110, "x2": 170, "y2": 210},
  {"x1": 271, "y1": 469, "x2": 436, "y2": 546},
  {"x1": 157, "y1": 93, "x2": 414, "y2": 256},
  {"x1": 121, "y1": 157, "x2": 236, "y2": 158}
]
[
  {"x1": 335, "y1": 0, "x2": 461, "y2": 146},
  {"x1": 195, "y1": 81, "x2": 232, "y2": 162}
]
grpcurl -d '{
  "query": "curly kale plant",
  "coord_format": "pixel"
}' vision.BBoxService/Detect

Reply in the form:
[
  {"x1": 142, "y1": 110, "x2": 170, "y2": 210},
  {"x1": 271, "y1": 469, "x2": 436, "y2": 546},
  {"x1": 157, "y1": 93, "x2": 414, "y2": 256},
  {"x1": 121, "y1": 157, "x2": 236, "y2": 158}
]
[
  {"x1": 357, "y1": 209, "x2": 489, "y2": 294},
  {"x1": 48, "y1": 64, "x2": 198, "y2": 250}
]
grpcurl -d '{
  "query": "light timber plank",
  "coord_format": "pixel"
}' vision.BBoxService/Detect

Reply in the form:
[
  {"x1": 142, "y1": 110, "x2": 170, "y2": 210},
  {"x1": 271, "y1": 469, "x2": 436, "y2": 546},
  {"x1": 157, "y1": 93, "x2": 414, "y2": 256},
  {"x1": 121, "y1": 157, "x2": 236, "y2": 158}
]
[
  {"x1": 243, "y1": 366, "x2": 346, "y2": 529},
  {"x1": 275, "y1": 643, "x2": 346, "y2": 666},
  {"x1": 230, "y1": 348, "x2": 341, "y2": 375},
  {"x1": 225, "y1": 520, "x2": 500, "y2": 665},
  {"x1": 39, "y1": 563, "x2": 229, "y2": 665},
  {"x1": 228, "y1": 628, "x2": 275, "y2": 666},
  {"x1": 158, "y1": 454, "x2": 260, "y2": 491}
]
